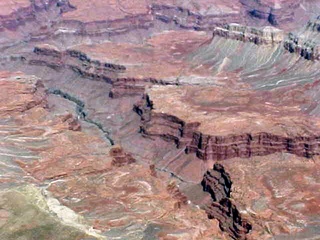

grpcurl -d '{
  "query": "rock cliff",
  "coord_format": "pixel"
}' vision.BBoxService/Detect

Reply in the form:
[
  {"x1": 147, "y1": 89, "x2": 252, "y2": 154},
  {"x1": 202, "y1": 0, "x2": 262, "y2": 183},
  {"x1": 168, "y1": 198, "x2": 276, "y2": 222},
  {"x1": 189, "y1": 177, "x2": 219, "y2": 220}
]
[
  {"x1": 202, "y1": 164, "x2": 252, "y2": 240},
  {"x1": 32, "y1": 45, "x2": 177, "y2": 98},
  {"x1": 135, "y1": 91, "x2": 320, "y2": 161},
  {"x1": 213, "y1": 23, "x2": 283, "y2": 44},
  {"x1": 240, "y1": 0, "x2": 303, "y2": 27},
  {"x1": 201, "y1": 164, "x2": 232, "y2": 202},
  {"x1": 284, "y1": 33, "x2": 320, "y2": 60}
]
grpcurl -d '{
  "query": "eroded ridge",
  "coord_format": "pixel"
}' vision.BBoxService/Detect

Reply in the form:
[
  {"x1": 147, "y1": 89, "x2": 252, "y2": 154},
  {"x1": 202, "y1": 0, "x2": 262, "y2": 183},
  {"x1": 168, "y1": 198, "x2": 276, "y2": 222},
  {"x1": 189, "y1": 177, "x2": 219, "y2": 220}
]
[
  {"x1": 134, "y1": 90, "x2": 320, "y2": 163},
  {"x1": 29, "y1": 45, "x2": 174, "y2": 98},
  {"x1": 202, "y1": 164, "x2": 252, "y2": 240},
  {"x1": 213, "y1": 23, "x2": 284, "y2": 45}
]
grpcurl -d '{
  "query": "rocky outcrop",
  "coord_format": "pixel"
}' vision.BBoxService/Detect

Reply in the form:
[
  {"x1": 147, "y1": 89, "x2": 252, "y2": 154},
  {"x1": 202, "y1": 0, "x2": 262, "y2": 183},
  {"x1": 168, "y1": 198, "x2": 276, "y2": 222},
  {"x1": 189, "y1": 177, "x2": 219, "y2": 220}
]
[
  {"x1": 166, "y1": 181, "x2": 188, "y2": 209},
  {"x1": 206, "y1": 198, "x2": 252, "y2": 240},
  {"x1": 149, "y1": 164, "x2": 157, "y2": 177},
  {"x1": 109, "y1": 80, "x2": 146, "y2": 98},
  {"x1": 151, "y1": 4, "x2": 242, "y2": 31},
  {"x1": 307, "y1": 16, "x2": 320, "y2": 32},
  {"x1": 110, "y1": 146, "x2": 136, "y2": 167},
  {"x1": 240, "y1": 0, "x2": 301, "y2": 26},
  {"x1": 284, "y1": 33, "x2": 320, "y2": 60},
  {"x1": 66, "y1": 50, "x2": 126, "y2": 72},
  {"x1": 109, "y1": 78, "x2": 173, "y2": 98},
  {"x1": 31, "y1": 46, "x2": 123, "y2": 85},
  {"x1": 33, "y1": 46, "x2": 126, "y2": 78},
  {"x1": 202, "y1": 164, "x2": 252, "y2": 240},
  {"x1": 213, "y1": 24, "x2": 283, "y2": 44},
  {"x1": 186, "y1": 132, "x2": 320, "y2": 160},
  {"x1": 0, "y1": 0, "x2": 74, "y2": 31},
  {"x1": 58, "y1": 13, "x2": 154, "y2": 36},
  {"x1": 59, "y1": 113, "x2": 81, "y2": 131},
  {"x1": 134, "y1": 94, "x2": 320, "y2": 161},
  {"x1": 201, "y1": 164, "x2": 232, "y2": 202},
  {"x1": 34, "y1": 46, "x2": 63, "y2": 58}
]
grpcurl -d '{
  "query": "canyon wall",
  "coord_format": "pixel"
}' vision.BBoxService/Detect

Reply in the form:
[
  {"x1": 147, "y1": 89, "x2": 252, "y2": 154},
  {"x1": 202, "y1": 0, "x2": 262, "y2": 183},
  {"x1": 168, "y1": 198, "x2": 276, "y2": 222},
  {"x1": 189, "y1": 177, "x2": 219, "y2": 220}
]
[
  {"x1": 134, "y1": 94, "x2": 320, "y2": 161},
  {"x1": 213, "y1": 24, "x2": 283, "y2": 45},
  {"x1": 33, "y1": 46, "x2": 175, "y2": 98},
  {"x1": 240, "y1": 0, "x2": 302, "y2": 26},
  {"x1": 284, "y1": 33, "x2": 320, "y2": 60},
  {"x1": 151, "y1": 4, "x2": 242, "y2": 31}
]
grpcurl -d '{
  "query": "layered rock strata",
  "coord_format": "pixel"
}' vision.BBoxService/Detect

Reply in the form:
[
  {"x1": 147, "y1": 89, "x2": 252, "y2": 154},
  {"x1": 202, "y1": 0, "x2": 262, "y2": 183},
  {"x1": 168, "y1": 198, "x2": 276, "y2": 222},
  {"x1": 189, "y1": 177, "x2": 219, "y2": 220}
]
[
  {"x1": 135, "y1": 91, "x2": 320, "y2": 162},
  {"x1": 220, "y1": 153, "x2": 320, "y2": 239},
  {"x1": 0, "y1": 0, "x2": 73, "y2": 31},
  {"x1": 202, "y1": 164, "x2": 252, "y2": 240},
  {"x1": 60, "y1": 13, "x2": 153, "y2": 37},
  {"x1": 166, "y1": 181, "x2": 188, "y2": 209},
  {"x1": 0, "y1": 71, "x2": 224, "y2": 239},
  {"x1": 133, "y1": 83, "x2": 320, "y2": 238},
  {"x1": 0, "y1": 0, "x2": 315, "y2": 50},
  {"x1": 33, "y1": 46, "x2": 125, "y2": 78},
  {"x1": 29, "y1": 30, "x2": 211, "y2": 98},
  {"x1": 0, "y1": 2, "x2": 320, "y2": 240},
  {"x1": 284, "y1": 33, "x2": 320, "y2": 60},
  {"x1": 307, "y1": 16, "x2": 320, "y2": 32},
  {"x1": 110, "y1": 145, "x2": 136, "y2": 167},
  {"x1": 201, "y1": 164, "x2": 232, "y2": 202},
  {"x1": 151, "y1": 4, "x2": 242, "y2": 31},
  {"x1": 32, "y1": 45, "x2": 176, "y2": 98},
  {"x1": 213, "y1": 23, "x2": 283, "y2": 44},
  {"x1": 240, "y1": 0, "x2": 303, "y2": 27},
  {"x1": 0, "y1": 0, "x2": 238, "y2": 45}
]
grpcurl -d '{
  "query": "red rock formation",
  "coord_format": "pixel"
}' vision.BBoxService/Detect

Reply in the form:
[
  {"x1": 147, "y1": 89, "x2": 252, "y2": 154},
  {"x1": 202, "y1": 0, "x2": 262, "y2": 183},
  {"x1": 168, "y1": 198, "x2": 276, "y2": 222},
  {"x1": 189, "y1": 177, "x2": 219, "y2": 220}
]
[
  {"x1": 33, "y1": 45, "x2": 180, "y2": 98},
  {"x1": 60, "y1": 113, "x2": 81, "y2": 131},
  {"x1": 1, "y1": 1, "x2": 320, "y2": 239},
  {"x1": 134, "y1": 90, "x2": 320, "y2": 162},
  {"x1": 109, "y1": 78, "x2": 172, "y2": 98},
  {"x1": 202, "y1": 164, "x2": 252, "y2": 240},
  {"x1": 0, "y1": 71, "x2": 225, "y2": 239},
  {"x1": 201, "y1": 164, "x2": 232, "y2": 202},
  {"x1": 33, "y1": 46, "x2": 125, "y2": 81},
  {"x1": 30, "y1": 30, "x2": 211, "y2": 98},
  {"x1": 110, "y1": 145, "x2": 136, "y2": 167},
  {"x1": 149, "y1": 164, "x2": 157, "y2": 177},
  {"x1": 205, "y1": 198, "x2": 252, "y2": 240},
  {"x1": 166, "y1": 181, "x2": 188, "y2": 208}
]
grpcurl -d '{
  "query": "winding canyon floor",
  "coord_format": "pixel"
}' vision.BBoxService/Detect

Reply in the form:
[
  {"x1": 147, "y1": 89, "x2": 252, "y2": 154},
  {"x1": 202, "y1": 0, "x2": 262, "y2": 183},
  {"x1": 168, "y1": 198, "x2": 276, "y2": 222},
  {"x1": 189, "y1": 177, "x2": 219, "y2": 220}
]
[{"x1": 0, "y1": 0, "x2": 319, "y2": 240}]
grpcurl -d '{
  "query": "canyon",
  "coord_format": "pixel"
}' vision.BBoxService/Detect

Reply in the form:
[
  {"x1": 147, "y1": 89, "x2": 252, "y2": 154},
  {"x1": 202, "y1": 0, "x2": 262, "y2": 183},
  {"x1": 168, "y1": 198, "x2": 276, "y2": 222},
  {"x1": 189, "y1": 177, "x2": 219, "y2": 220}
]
[{"x1": 0, "y1": 0, "x2": 319, "y2": 240}]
